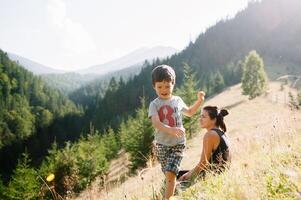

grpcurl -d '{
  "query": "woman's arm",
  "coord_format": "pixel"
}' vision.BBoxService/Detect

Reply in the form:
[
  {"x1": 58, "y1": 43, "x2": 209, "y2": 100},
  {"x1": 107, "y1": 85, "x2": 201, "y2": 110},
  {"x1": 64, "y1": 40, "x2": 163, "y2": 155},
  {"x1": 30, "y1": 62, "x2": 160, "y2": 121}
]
[
  {"x1": 179, "y1": 131, "x2": 219, "y2": 180},
  {"x1": 194, "y1": 132, "x2": 218, "y2": 172}
]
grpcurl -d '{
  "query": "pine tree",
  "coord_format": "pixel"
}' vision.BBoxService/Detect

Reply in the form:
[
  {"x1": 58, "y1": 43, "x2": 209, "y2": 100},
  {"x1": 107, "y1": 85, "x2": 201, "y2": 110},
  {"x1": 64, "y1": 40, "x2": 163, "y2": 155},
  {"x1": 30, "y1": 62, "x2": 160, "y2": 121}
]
[
  {"x1": 241, "y1": 50, "x2": 268, "y2": 99},
  {"x1": 102, "y1": 127, "x2": 119, "y2": 160},
  {"x1": 212, "y1": 71, "x2": 225, "y2": 94},
  {"x1": 174, "y1": 63, "x2": 200, "y2": 138},
  {"x1": 34, "y1": 107, "x2": 53, "y2": 128},
  {"x1": 120, "y1": 98, "x2": 154, "y2": 171},
  {"x1": 5, "y1": 153, "x2": 40, "y2": 200},
  {"x1": 75, "y1": 134, "x2": 108, "y2": 191}
]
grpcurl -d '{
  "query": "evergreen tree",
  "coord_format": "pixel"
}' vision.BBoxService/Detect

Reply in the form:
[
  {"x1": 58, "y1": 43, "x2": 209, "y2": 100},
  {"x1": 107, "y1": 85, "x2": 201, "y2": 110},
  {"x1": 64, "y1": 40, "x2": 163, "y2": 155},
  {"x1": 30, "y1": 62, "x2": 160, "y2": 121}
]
[
  {"x1": 120, "y1": 98, "x2": 154, "y2": 171},
  {"x1": 212, "y1": 71, "x2": 225, "y2": 94},
  {"x1": 102, "y1": 127, "x2": 119, "y2": 160},
  {"x1": 174, "y1": 63, "x2": 200, "y2": 138},
  {"x1": 206, "y1": 74, "x2": 215, "y2": 96},
  {"x1": 241, "y1": 50, "x2": 268, "y2": 99},
  {"x1": 41, "y1": 142, "x2": 79, "y2": 196},
  {"x1": 235, "y1": 60, "x2": 244, "y2": 83},
  {"x1": 222, "y1": 62, "x2": 243, "y2": 85},
  {"x1": 4, "y1": 95, "x2": 35, "y2": 140},
  {"x1": 5, "y1": 153, "x2": 40, "y2": 200},
  {"x1": 39, "y1": 136, "x2": 110, "y2": 196},
  {"x1": 74, "y1": 134, "x2": 108, "y2": 191},
  {"x1": 107, "y1": 77, "x2": 119, "y2": 93},
  {"x1": 33, "y1": 106, "x2": 53, "y2": 128}
]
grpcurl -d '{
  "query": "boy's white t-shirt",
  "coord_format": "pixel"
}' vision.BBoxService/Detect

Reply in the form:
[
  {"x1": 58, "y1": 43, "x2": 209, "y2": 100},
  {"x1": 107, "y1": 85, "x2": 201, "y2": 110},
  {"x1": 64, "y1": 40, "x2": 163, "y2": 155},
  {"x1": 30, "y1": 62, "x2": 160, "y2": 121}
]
[{"x1": 148, "y1": 96, "x2": 188, "y2": 146}]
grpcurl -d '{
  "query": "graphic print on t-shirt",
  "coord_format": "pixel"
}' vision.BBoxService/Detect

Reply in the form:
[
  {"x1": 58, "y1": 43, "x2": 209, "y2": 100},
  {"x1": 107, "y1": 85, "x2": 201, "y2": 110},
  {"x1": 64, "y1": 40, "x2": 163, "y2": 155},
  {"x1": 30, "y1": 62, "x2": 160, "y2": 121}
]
[
  {"x1": 158, "y1": 105, "x2": 175, "y2": 127},
  {"x1": 158, "y1": 105, "x2": 181, "y2": 127}
]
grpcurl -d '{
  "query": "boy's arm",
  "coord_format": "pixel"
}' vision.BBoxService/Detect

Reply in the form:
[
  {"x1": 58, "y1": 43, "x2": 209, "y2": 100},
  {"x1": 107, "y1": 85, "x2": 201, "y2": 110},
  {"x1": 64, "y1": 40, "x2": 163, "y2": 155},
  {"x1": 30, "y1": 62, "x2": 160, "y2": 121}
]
[
  {"x1": 151, "y1": 115, "x2": 185, "y2": 137},
  {"x1": 183, "y1": 91, "x2": 205, "y2": 117}
]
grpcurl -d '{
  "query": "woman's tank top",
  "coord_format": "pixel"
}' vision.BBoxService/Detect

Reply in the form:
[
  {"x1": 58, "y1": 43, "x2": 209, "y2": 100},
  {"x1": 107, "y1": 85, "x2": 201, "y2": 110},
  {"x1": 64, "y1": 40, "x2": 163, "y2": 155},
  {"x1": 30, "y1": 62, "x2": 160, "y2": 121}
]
[{"x1": 210, "y1": 128, "x2": 231, "y2": 172}]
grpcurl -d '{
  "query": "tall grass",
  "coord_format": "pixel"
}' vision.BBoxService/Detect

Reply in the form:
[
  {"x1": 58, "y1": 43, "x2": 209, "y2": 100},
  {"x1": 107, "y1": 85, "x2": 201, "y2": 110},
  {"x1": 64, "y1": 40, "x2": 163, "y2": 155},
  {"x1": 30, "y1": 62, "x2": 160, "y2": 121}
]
[
  {"x1": 179, "y1": 123, "x2": 301, "y2": 200},
  {"x1": 76, "y1": 83, "x2": 300, "y2": 200}
]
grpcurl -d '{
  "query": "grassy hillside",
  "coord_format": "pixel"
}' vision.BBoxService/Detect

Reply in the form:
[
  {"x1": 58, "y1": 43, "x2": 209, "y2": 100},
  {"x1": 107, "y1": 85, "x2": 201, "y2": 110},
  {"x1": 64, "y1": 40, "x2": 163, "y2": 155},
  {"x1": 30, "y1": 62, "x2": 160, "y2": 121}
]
[
  {"x1": 178, "y1": 83, "x2": 301, "y2": 200},
  {"x1": 73, "y1": 81, "x2": 301, "y2": 200}
]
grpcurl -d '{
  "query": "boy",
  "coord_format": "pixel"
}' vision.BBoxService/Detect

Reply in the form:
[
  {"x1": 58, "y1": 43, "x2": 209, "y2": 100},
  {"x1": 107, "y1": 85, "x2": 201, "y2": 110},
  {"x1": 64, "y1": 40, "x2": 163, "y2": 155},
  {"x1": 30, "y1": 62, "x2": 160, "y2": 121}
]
[{"x1": 148, "y1": 65, "x2": 205, "y2": 200}]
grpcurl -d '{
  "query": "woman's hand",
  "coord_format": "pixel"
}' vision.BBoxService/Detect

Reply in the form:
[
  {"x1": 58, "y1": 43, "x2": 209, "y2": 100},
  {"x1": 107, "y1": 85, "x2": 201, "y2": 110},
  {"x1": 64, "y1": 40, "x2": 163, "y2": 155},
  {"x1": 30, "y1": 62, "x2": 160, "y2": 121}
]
[{"x1": 178, "y1": 170, "x2": 194, "y2": 181}]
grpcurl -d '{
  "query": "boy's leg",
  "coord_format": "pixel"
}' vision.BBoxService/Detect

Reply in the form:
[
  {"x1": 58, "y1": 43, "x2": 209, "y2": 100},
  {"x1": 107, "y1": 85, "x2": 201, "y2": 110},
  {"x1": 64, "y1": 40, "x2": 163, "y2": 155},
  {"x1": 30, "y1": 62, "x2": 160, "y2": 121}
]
[
  {"x1": 165, "y1": 171, "x2": 176, "y2": 200},
  {"x1": 155, "y1": 143, "x2": 168, "y2": 172},
  {"x1": 164, "y1": 144, "x2": 185, "y2": 199}
]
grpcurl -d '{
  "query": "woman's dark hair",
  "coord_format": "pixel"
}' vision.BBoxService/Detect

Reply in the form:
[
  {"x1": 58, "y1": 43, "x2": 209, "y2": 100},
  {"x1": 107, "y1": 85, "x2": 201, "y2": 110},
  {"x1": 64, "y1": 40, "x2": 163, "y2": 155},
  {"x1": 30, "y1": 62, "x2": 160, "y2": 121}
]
[
  {"x1": 203, "y1": 106, "x2": 229, "y2": 132},
  {"x1": 151, "y1": 65, "x2": 176, "y2": 86}
]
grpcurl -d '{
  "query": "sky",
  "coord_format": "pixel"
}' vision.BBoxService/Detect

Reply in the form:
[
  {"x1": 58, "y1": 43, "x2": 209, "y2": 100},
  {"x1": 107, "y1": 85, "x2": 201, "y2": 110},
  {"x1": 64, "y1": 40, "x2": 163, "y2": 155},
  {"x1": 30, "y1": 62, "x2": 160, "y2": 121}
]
[{"x1": 0, "y1": 0, "x2": 252, "y2": 71}]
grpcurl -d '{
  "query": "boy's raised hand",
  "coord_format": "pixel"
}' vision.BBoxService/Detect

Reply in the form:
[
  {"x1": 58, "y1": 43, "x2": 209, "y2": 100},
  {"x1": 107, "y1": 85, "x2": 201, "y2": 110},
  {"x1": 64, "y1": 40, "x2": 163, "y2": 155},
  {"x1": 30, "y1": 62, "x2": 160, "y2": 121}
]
[{"x1": 197, "y1": 91, "x2": 205, "y2": 102}]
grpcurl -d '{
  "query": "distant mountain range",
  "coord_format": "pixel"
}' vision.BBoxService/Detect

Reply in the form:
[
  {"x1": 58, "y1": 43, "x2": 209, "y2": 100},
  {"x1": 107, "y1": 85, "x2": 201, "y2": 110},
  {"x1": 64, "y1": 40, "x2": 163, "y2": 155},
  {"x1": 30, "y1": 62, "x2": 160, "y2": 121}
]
[
  {"x1": 78, "y1": 46, "x2": 178, "y2": 75},
  {"x1": 7, "y1": 53, "x2": 65, "y2": 74},
  {"x1": 6, "y1": 46, "x2": 177, "y2": 93},
  {"x1": 7, "y1": 46, "x2": 178, "y2": 76}
]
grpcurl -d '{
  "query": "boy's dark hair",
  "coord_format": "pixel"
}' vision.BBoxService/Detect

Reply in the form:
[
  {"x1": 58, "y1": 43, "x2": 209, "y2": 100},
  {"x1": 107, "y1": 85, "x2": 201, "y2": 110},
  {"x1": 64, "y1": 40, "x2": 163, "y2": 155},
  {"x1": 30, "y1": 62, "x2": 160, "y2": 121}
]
[
  {"x1": 203, "y1": 106, "x2": 229, "y2": 132},
  {"x1": 151, "y1": 65, "x2": 176, "y2": 86}
]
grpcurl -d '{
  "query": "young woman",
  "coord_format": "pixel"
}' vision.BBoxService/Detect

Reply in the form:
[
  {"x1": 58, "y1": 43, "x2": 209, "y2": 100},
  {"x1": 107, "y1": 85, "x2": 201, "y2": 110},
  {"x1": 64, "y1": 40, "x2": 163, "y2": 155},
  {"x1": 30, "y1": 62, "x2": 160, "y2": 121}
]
[{"x1": 178, "y1": 106, "x2": 231, "y2": 181}]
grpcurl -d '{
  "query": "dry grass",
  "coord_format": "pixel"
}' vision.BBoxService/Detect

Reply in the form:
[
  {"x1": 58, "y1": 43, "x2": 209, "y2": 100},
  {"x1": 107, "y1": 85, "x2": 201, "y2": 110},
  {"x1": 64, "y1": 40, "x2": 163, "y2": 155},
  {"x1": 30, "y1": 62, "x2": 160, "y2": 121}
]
[{"x1": 73, "y1": 82, "x2": 301, "y2": 200}]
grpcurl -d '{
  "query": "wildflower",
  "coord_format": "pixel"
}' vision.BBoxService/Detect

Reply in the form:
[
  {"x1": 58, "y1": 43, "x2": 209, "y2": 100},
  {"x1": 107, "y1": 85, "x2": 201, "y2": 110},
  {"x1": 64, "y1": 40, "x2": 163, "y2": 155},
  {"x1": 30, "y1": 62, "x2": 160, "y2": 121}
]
[{"x1": 46, "y1": 173, "x2": 55, "y2": 182}]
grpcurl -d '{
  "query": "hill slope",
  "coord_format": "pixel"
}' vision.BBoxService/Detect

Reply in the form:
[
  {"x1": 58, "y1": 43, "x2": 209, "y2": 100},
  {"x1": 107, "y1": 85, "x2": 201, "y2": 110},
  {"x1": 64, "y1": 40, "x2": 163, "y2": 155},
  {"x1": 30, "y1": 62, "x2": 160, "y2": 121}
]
[
  {"x1": 78, "y1": 46, "x2": 178, "y2": 75},
  {"x1": 41, "y1": 46, "x2": 177, "y2": 94},
  {"x1": 77, "y1": 0, "x2": 301, "y2": 134},
  {"x1": 74, "y1": 81, "x2": 301, "y2": 199},
  {"x1": 7, "y1": 52, "x2": 64, "y2": 74}
]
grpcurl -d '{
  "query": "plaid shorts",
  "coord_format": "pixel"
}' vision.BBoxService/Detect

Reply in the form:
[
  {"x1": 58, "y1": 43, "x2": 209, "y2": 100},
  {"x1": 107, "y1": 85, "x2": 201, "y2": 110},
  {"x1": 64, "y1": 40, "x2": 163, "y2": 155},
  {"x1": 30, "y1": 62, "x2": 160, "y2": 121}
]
[{"x1": 155, "y1": 143, "x2": 185, "y2": 175}]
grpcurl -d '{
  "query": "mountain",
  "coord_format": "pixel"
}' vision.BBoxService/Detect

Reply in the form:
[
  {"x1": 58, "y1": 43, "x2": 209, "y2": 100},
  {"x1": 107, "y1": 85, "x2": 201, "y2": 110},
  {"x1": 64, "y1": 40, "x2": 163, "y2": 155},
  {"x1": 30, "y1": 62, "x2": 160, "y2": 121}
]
[
  {"x1": 41, "y1": 46, "x2": 177, "y2": 94},
  {"x1": 180, "y1": 0, "x2": 301, "y2": 80},
  {"x1": 7, "y1": 46, "x2": 177, "y2": 76},
  {"x1": 78, "y1": 46, "x2": 178, "y2": 74},
  {"x1": 81, "y1": 0, "x2": 301, "y2": 132},
  {"x1": 7, "y1": 52, "x2": 64, "y2": 74},
  {"x1": 40, "y1": 73, "x2": 100, "y2": 94},
  {"x1": 42, "y1": 62, "x2": 145, "y2": 95}
]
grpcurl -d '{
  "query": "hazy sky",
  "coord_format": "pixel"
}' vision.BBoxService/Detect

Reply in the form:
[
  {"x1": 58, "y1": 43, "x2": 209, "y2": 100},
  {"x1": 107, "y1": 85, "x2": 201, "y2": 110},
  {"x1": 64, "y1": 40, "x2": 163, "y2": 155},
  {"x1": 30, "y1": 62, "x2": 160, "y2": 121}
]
[{"x1": 0, "y1": 0, "x2": 252, "y2": 71}]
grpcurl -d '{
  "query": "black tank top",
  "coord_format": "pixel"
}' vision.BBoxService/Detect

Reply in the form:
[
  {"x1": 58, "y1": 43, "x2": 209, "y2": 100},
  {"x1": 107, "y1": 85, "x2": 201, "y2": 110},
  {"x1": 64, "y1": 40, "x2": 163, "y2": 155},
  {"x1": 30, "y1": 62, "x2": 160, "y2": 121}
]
[
  {"x1": 210, "y1": 128, "x2": 231, "y2": 172},
  {"x1": 176, "y1": 128, "x2": 231, "y2": 179}
]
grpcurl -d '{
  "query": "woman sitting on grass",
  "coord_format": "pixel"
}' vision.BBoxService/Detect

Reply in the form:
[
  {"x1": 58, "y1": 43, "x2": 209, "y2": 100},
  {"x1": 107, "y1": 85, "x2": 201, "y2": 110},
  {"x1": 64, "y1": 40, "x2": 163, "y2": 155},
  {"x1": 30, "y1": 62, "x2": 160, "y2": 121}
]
[{"x1": 178, "y1": 106, "x2": 231, "y2": 181}]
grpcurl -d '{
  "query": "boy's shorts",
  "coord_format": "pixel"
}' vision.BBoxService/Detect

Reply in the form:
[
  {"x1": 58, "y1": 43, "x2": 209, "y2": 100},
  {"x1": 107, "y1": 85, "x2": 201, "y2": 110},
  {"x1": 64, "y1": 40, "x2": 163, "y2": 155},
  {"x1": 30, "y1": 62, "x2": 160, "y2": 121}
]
[{"x1": 155, "y1": 143, "x2": 185, "y2": 175}]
